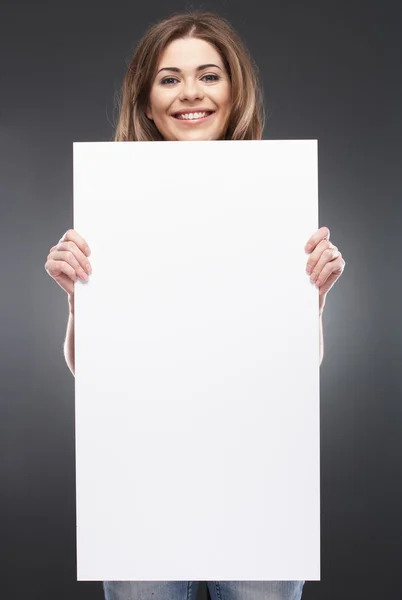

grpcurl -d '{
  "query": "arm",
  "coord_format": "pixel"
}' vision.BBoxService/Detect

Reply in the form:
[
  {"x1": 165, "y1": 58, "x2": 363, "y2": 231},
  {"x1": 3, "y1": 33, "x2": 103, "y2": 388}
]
[
  {"x1": 64, "y1": 295, "x2": 75, "y2": 376},
  {"x1": 303, "y1": 226, "x2": 345, "y2": 368},
  {"x1": 63, "y1": 296, "x2": 325, "y2": 373},
  {"x1": 45, "y1": 229, "x2": 91, "y2": 378},
  {"x1": 319, "y1": 311, "x2": 324, "y2": 366},
  {"x1": 63, "y1": 305, "x2": 322, "y2": 373}
]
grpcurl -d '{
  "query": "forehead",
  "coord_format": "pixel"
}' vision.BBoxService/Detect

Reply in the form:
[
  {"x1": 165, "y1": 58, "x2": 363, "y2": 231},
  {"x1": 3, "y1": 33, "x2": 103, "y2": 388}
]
[{"x1": 157, "y1": 37, "x2": 224, "y2": 69}]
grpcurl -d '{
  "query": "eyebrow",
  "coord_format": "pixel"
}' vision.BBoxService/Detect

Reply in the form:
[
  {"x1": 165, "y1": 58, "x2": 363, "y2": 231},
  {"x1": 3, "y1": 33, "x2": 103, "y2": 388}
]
[{"x1": 157, "y1": 63, "x2": 223, "y2": 75}]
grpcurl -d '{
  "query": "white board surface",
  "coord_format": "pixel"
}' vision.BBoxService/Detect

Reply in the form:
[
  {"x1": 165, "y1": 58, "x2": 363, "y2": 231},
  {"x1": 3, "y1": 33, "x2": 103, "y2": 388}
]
[{"x1": 73, "y1": 140, "x2": 320, "y2": 581}]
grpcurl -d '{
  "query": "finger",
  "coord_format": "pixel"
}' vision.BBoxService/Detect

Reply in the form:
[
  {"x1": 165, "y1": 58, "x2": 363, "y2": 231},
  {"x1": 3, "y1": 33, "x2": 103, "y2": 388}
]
[
  {"x1": 58, "y1": 228, "x2": 91, "y2": 257},
  {"x1": 50, "y1": 250, "x2": 90, "y2": 281},
  {"x1": 45, "y1": 255, "x2": 78, "y2": 280},
  {"x1": 52, "y1": 241, "x2": 92, "y2": 276},
  {"x1": 45, "y1": 258, "x2": 80, "y2": 297},
  {"x1": 316, "y1": 256, "x2": 346, "y2": 294},
  {"x1": 317, "y1": 255, "x2": 345, "y2": 285},
  {"x1": 305, "y1": 226, "x2": 330, "y2": 252},
  {"x1": 306, "y1": 239, "x2": 333, "y2": 275},
  {"x1": 309, "y1": 244, "x2": 340, "y2": 281}
]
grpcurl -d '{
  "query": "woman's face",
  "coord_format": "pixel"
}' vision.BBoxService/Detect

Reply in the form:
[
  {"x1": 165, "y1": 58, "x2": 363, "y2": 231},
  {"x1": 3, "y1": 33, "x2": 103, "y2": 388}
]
[{"x1": 146, "y1": 37, "x2": 232, "y2": 141}]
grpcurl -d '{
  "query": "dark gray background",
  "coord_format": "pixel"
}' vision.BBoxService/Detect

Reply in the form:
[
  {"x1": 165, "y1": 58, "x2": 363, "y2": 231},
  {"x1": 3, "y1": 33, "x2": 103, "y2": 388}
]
[{"x1": 1, "y1": 0, "x2": 401, "y2": 599}]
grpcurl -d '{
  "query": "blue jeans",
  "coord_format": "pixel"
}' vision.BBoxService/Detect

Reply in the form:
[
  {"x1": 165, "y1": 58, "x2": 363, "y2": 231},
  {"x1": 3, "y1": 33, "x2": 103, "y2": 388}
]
[{"x1": 103, "y1": 581, "x2": 304, "y2": 600}]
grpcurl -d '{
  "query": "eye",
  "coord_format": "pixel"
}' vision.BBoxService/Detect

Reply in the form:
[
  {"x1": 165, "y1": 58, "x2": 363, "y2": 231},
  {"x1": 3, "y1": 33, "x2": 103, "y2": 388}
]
[
  {"x1": 160, "y1": 73, "x2": 221, "y2": 85},
  {"x1": 160, "y1": 77, "x2": 178, "y2": 85},
  {"x1": 201, "y1": 74, "x2": 220, "y2": 82}
]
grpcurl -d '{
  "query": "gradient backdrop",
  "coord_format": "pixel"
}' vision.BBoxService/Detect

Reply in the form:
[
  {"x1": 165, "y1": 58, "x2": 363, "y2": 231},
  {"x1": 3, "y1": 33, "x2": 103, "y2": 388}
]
[{"x1": 1, "y1": 0, "x2": 401, "y2": 599}]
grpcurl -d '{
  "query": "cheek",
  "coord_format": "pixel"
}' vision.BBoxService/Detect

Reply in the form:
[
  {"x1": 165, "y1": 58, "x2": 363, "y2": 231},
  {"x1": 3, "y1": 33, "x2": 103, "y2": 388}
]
[
  {"x1": 151, "y1": 91, "x2": 174, "y2": 118},
  {"x1": 215, "y1": 86, "x2": 231, "y2": 110},
  {"x1": 224, "y1": 87, "x2": 232, "y2": 107}
]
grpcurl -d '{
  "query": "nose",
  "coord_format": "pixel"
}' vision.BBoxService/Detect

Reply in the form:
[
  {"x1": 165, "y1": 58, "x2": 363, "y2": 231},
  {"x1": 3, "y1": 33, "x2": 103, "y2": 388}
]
[{"x1": 179, "y1": 77, "x2": 204, "y2": 102}]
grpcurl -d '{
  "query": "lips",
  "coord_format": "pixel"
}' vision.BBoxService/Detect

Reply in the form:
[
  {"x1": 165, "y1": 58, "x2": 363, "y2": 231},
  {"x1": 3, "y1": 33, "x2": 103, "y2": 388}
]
[{"x1": 172, "y1": 110, "x2": 215, "y2": 119}]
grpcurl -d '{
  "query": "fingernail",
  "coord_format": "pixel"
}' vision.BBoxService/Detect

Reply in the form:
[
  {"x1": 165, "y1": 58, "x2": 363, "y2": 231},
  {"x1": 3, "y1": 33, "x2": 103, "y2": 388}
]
[
  {"x1": 86, "y1": 263, "x2": 92, "y2": 274},
  {"x1": 84, "y1": 246, "x2": 91, "y2": 256},
  {"x1": 305, "y1": 244, "x2": 312, "y2": 252}
]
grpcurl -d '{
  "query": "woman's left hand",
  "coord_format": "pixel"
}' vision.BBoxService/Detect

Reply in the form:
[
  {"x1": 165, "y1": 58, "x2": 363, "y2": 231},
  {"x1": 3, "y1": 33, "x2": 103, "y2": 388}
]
[{"x1": 304, "y1": 226, "x2": 345, "y2": 314}]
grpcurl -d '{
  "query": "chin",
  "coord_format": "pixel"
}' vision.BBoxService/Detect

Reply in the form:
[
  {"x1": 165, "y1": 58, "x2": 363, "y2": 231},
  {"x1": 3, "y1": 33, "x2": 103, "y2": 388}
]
[
  {"x1": 157, "y1": 120, "x2": 225, "y2": 141},
  {"x1": 176, "y1": 130, "x2": 224, "y2": 142}
]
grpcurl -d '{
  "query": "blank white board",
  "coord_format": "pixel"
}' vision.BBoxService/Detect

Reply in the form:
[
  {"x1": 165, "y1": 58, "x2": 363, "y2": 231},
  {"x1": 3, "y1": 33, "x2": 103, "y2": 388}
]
[{"x1": 73, "y1": 140, "x2": 320, "y2": 581}]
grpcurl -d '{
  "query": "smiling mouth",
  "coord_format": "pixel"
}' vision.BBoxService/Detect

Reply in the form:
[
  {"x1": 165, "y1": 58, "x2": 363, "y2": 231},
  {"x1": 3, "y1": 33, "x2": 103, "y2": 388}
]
[{"x1": 172, "y1": 111, "x2": 215, "y2": 121}]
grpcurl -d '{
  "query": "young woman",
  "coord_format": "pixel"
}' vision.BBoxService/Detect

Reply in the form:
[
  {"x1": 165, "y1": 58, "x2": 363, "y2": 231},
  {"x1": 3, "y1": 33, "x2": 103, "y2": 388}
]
[{"x1": 44, "y1": 11, "x2": 345, "y2": 600}]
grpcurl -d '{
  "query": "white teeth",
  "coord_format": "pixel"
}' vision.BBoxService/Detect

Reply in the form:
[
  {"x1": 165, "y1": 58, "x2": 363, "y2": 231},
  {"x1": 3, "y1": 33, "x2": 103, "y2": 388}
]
[{"x1": 176, "y1": 112, "x2": 211, "y2": 120}]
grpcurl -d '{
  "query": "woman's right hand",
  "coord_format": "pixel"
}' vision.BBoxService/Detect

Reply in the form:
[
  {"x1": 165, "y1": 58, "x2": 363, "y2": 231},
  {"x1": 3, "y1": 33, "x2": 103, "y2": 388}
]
[{"x1": 45, "y1": 229, "x2": 92, "y2": 301}]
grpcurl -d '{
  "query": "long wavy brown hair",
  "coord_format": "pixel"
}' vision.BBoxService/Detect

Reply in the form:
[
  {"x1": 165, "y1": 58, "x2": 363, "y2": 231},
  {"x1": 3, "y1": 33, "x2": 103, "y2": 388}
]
[{"x1": 114, "y1": 11, "x2": 265, "y2": 141}]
